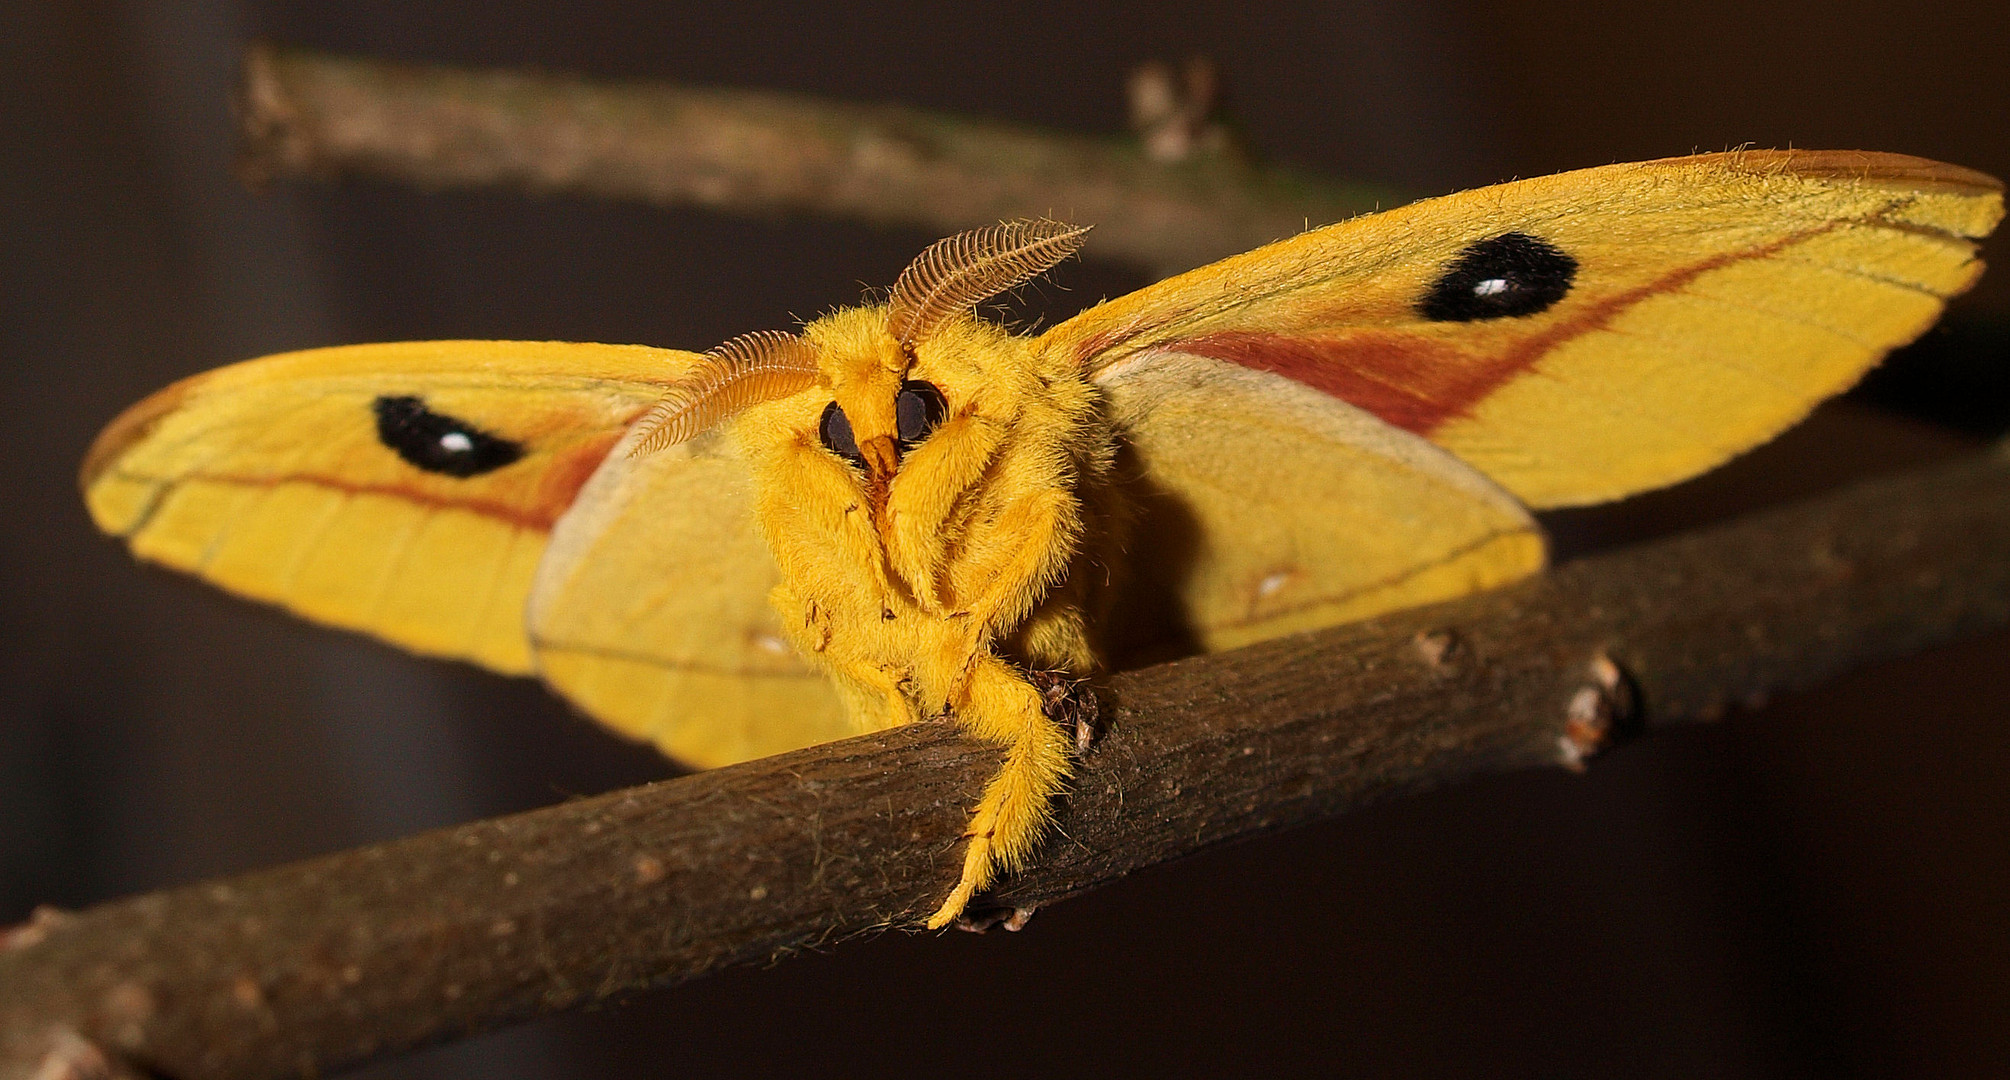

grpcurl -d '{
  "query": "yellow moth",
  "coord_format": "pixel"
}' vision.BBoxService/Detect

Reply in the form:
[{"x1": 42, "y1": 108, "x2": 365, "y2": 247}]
[{"x1": 81, "y1": 150, "x2": 2003, "y2": 927}]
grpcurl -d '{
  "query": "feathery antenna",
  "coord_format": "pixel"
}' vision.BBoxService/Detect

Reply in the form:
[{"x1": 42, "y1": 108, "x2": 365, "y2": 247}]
[
  {"x1": 886, "y1": 219, "x2": 1091, "y2": 348},
  {"x1": 628, "y1": 330, "x2": 821, "y2": 456}
]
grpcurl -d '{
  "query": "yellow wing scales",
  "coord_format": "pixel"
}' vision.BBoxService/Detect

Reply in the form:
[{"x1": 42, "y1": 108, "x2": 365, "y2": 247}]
[
  {"x1": 1043, "y1": 149, "x2": 2004, "y2": 509},
  {"x1": 83, "y1": 340, "x2": 690, "y2": 675},
  {"x1": 84, "y1": 336, "x2": 854, "y2": 767},
  {"x1": 526, "y1": 417, "x2": 850, "y2": 769},
  {"x1": 1098, "y1": 353, "x2": 1545, "y2": 656}
]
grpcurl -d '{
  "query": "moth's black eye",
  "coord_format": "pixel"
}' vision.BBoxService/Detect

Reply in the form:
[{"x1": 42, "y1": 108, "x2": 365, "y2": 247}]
[
  {"x1": 372, "y1": 395, "x2": 523, "y2": 478},
  {"x1": 818, "y1": 400, "x2": 866, "y2": 467},
  {"x1": 895, "y1": 380, "x2": 947, "y2": 447},
  {"x1": 819, "y1": 382, "x2": 945, "y2": 470},
  {"x1": 1419, "y1": 232, "x2": 1577, "y2": 322}
]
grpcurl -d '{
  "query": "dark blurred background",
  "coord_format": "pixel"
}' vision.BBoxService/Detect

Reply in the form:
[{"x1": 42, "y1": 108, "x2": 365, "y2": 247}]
[{"x1": 5, "y1": 3, "x2": 2009, "y2": 1077}]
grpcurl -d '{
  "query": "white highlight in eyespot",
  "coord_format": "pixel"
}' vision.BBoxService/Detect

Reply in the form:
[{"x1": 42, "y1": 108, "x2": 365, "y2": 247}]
[
  {"x1": 755, "y1": 633, "x2": 790, "y2": 655},
  {"x1": 1258, "y1": 571, "x2": 1293, "y2": 598},
  {"x1": 439, "y1": 431, "x2": 474, "y2": 453},
  {"x1": 1473, "y1": 278, "x2": 1510, "y2": 297}
]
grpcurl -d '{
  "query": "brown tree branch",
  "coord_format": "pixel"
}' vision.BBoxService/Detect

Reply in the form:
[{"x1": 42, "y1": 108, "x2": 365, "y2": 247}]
[
  {"x1": 234, "y1": 43, "x2": 1397, "y2": 277},
  {"x1": 5, "y1": 444, "x2": 2009, "y2": 1079}
]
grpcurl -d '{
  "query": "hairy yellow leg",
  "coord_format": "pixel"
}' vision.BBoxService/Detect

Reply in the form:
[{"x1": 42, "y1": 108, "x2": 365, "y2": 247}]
[{"x1": 924, "y1": 654, "x2": 1074, "y2": 929}]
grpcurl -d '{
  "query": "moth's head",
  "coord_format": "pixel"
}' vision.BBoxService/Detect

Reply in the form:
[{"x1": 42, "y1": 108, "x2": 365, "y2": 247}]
[
  {"x1": 798, "y1": 306, "x2": 1035, "y2": 486},
  {"x1": 628, "y1": 218, "x2": 1090, "y2": 498},
  {"x1": 811, "y1": 309, "x2": 909, "y2": 482}
]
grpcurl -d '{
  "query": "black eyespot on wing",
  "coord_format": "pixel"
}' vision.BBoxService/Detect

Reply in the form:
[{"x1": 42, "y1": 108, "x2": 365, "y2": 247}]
[
  {"x1": 895, "y1": 380, "x2": 947, "y2": 448},
  {"x1": 818, "y1": 401, "x2": 867, "y2": 468},
  {"x1": 371, "y1": 395, "x2": 524, "y2": 478},
  {"x1": 1419, "y1": 232, "x2": 1577, "y2": 322}
]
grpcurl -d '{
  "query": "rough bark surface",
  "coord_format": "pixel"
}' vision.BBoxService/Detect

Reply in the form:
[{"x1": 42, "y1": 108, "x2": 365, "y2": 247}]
[{"x1": 5, "y1": 445, "x2": 2009, "y2": 1080}]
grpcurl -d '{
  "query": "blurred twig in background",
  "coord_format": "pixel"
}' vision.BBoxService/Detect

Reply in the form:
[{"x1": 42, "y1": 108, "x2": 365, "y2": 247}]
[{"x1": 235, "y1": 43, "x2": 1397, "y2": 278}]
